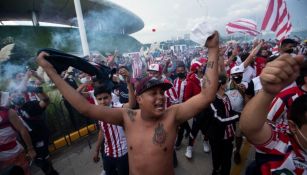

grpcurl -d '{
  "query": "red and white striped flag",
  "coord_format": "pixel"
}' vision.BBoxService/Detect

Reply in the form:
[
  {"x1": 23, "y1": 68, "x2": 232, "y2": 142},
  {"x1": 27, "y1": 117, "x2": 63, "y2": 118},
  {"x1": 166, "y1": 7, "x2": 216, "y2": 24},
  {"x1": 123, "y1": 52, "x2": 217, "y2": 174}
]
[
  {"x1": 131, "y1": 52, "x2": 143, "y2": 78},
  {"x1": 261, "y1": 0, "x2": 292, "y2": 41},
  {"x1": 226, "y1": 18, "x2": 260, "y2": 36},
  {"x1": 271, "y1": 45, "x2": 279, "y2": 54}
]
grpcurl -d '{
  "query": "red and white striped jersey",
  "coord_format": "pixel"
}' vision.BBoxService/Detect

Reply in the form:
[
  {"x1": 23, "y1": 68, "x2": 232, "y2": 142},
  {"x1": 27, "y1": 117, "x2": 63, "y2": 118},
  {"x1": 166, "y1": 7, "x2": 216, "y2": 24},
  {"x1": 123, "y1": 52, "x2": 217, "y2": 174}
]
[
  {"x1": 131, "y1": 53, "x2": 143, "y2": 79},
  {"x1": 163, "y1": 79, "x2": 179, "y2": 107},
  {"x1": 0, "y1": 107, "x2": 23, "y2": 161},
  {"x1": 173, "y1": 78, "x2": 187, "y2": 103},
  {"x1": 24, "y1": 92, "x2": 39, "y2": 102},
  {"x1": 98, "y1": 103, "x2": 127, "y2": 158},
  {"x1": 255, "y1": 124, "x2": 307, "y2": 175},
  {"x1": 99, "y1": 121, "x2": 128, "y2": 158},
  {"x1": 267, "y1": 86, "x2": 306, "y2": 127}
]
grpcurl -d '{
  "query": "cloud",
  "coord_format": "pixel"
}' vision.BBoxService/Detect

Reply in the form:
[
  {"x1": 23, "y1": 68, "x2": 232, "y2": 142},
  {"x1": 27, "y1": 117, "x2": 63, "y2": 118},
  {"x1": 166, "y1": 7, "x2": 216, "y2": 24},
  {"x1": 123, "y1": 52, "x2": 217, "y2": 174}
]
[
  {"x1": 173, "y1": 3, "x2": 180, "y2": 10},
  {"x1": 111, "y1": 0, "x2": 301, "y2": 43},
  {"x1": 185, "y1": 16, "x2": 219, "y2": 31},
  {"x1": 226, "y1": 0, "x2": 264, "y2": 20}
]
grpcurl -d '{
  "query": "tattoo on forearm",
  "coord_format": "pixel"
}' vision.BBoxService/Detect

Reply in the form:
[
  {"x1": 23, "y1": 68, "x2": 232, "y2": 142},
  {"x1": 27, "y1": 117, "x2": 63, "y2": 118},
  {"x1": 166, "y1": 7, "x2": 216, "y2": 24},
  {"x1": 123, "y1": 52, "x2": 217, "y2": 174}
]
[
  {"x1": 152, "y1": 123, "x2": 167, "y2": 146},
  {"x1": 202, "y1": 74, "x2": 211, "y2": 88},
  {"x1": 127, "y1": 109, "x2": 136, "y2": 122},
  {"x1": 206, "y1": 61, "x2": 215, "y2": 69}
]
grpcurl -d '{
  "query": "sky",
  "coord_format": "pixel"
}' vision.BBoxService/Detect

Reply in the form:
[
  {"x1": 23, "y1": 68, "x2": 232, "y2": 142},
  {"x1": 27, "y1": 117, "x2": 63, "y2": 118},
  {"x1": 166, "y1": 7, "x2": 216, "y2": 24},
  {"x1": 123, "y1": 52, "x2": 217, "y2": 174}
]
[{"x1": 109, "y1": 0, "x2": 307, "y2": 43}]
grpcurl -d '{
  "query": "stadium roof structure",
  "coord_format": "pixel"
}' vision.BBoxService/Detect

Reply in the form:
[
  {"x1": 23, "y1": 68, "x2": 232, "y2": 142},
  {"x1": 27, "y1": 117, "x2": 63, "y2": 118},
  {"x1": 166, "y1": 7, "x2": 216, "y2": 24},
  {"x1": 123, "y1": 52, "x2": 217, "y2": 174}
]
[{"x1": 0, "y1": 0, "x2": 144, "y2": 35}]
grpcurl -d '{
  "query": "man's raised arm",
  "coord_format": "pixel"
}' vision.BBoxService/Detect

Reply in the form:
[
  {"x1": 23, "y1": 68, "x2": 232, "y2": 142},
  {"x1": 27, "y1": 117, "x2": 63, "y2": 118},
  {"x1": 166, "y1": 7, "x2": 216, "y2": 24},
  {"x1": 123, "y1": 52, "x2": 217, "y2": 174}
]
[
  {"x1": 120, "y1": 68, "x2": 136, "y2": 109},
  {"x1": 240, "y1": 54, "x2": 304, "y2": 145},
  {"x1": 36, "y1": 52, "x2": 124, "y2": 125},
  {"x1": 175, "y1": 31, "x2": 219, "y2": 123}
]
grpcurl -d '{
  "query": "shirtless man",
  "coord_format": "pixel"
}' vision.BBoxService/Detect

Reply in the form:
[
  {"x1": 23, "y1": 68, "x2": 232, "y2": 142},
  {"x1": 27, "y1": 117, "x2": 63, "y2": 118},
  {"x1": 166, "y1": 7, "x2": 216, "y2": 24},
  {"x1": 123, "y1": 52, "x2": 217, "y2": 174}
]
[{"x1": 36, "y1": 31, "x2": 219, "y2": 175}]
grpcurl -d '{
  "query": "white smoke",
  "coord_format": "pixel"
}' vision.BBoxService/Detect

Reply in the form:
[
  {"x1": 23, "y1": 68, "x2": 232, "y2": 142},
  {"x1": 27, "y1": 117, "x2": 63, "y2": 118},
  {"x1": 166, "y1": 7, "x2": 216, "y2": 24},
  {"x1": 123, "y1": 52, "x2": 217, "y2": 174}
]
[{"x1": 0, "y1": 91, "x2": 10, "y2": 107}]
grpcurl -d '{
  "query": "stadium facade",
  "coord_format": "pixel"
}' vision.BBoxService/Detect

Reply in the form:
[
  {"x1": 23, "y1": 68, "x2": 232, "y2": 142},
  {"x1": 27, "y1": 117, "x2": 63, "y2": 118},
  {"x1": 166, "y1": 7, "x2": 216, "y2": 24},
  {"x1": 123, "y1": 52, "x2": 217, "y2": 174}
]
[{"x1": 0, "y1": 0, "x2": 144, "y2": 54}]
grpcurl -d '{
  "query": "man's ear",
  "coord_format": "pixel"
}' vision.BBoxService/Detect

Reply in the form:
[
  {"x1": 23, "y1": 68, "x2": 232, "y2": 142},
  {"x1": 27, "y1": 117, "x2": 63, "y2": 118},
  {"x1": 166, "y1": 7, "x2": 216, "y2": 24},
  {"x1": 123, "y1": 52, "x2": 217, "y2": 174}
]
[
  {"x1": 136, "y1": 95, "x2": 142, "y2": 104},
  {"x1": 288, "y1": 120, "x2": 297, "y2": 134}
]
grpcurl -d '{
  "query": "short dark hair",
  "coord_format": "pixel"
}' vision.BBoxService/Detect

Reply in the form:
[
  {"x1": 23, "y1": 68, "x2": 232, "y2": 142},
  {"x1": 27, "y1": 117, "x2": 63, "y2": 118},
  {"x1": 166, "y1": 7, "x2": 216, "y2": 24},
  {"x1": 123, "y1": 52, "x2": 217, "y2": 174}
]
[
  {"x1": 227, "y1": 49, "x2": 233, "y2": 58},
  {"x1": 290, "y1": 94, "x2": 307, "y2": 128},
  {"x1": 118, "y1": 66, "x2": 129, "y2": 71},
  {"x1": 296, "y1": 67, "x2": 307, "y2": 86},
  {"x1": 239, "y1": 52, "x2": 249, "y2": 62},
  {"x1": 94, "y1": 85, "x2": 112, "y2": 97},
  {"x1": 176, "y1": 61, "x2": 185, "y2": 69},
  {"x1": 281, "y1": 38, "x2": 297, "y2": 47},
  {"x1": 218, "y1": 74, "x2": 227, "y2": 85},
  {"x1": 217, "y1": 74, "x2": 227, "y2": 90}
]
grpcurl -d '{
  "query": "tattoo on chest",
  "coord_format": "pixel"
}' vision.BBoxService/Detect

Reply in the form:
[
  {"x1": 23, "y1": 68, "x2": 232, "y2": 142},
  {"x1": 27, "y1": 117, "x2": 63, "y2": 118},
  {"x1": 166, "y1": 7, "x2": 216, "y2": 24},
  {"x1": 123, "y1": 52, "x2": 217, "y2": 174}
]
[
  {"x1": 202, "y1": 74, "x2": 211, "y2": 88},
  {"x1": 152, "y1": 123, "x2": 167, "y2": 146},
  {"x1": 127, "y1": 109, "x2": 136, "y2": 122}
]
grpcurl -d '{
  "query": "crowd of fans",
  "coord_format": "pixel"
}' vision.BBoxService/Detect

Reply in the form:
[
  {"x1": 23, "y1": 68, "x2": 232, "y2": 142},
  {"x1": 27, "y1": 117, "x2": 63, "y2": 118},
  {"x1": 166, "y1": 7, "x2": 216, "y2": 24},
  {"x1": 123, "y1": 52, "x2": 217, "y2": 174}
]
[{"x1": 1, "y1": 32, "x2": 307, "y2": 175}]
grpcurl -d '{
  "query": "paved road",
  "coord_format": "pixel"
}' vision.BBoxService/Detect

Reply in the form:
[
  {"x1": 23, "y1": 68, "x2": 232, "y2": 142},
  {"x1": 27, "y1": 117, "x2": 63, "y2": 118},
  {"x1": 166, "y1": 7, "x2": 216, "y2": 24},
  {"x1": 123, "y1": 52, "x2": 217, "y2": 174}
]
[{"x1": 32, "y1": 132, "x2": 253, "y2": 175}]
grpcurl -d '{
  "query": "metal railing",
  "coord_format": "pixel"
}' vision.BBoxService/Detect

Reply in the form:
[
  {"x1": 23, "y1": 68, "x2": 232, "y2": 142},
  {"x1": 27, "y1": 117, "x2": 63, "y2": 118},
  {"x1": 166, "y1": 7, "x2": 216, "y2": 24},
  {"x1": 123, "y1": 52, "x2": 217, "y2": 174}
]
[{"x1": 44, "y1": 99, "x2": 97, "y2": 151}]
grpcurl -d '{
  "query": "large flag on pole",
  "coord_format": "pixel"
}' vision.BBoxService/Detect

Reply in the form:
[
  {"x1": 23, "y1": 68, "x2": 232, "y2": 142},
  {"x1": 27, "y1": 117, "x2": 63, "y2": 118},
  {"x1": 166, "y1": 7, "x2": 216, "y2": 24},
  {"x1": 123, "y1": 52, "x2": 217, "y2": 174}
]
[
  {"x1": 261, "y1": 0, "x2": 292, "y2": 41},
  {"x1": 226, "y1": 18, "x2": 260, "y2": 36}
]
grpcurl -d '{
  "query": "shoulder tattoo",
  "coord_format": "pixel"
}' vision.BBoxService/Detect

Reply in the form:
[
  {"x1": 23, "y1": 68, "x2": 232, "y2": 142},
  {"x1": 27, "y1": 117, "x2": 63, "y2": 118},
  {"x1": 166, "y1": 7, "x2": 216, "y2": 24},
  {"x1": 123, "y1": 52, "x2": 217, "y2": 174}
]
[
  {"x1": 127, "y1": 109, "x2": 136, "y2": 122},
  {"x1": 152, "y1": 122, "x2": 167, "y2": 146}
]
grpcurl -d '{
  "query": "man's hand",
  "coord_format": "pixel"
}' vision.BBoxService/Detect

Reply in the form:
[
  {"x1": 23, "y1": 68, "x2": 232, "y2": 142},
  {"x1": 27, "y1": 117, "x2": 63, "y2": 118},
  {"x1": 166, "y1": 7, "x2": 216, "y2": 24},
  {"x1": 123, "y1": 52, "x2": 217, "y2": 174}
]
[
  {"x1": 119, "y1": 69, "x2": 131, "y2": 83},
  {"x1": 253, "y1": 39, "x2": 260, "y2": 48},
  {"x1": 205, "y1": 31, "x2": 219, "y2": 49},
  {"x1": 260, "y1": 54, "x2": 304, "y2": 95},
  {"x1": 165, "y1": 57, "x2": 171, "y2": 65},
  {"x1": 30, "y1": 70, "x2": 38, "y2": 77},
  {"x1": 250, "y1": 40, "x2": 263, "y2": 57},
  {"x1": 36, "y1": 52, "x2": 54, "y2": 70},
  {"x1": 237, "y1": 84, "x2": 246, "y2": 92},
  {"x1": 25, "y1": 70, "x2": 33, "y2": 79},
  {"x1": 93, "y1": 151, "x2": 100, "y2": 163},
  {"x1": 26, "y1": 147, "x2": 37, "y2": 160},
  {"x1": 219, "y1": 46, "x2": 227, "y2": 56}
]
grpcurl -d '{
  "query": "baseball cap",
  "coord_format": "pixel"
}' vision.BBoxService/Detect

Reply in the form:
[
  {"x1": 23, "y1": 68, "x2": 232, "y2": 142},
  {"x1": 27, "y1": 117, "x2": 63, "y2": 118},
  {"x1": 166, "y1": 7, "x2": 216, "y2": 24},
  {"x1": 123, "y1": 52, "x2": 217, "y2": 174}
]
[
  {"x1": 136, "y1": 77, "x2": 172, "y2": 96},
  {"x1": 148, "y1": 64, "x2": 163, "y2": 73},
  {"x1": 230, "y1": 65, "x2": 244, "y2": 75},
  {"x1": 190, "y1": 62, "x2": 201, "y2": 72},
  {"x1": 199, "y1": 58, "x2": 208, "y2": 64}
]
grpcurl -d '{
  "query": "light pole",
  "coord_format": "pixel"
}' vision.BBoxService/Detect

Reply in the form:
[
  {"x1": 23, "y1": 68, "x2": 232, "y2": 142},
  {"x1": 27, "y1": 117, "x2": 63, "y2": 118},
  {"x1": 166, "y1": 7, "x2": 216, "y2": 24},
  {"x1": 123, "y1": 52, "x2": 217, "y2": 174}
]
[{"x1": 73, "y1": 0, "x2": 90, "y2": 56}]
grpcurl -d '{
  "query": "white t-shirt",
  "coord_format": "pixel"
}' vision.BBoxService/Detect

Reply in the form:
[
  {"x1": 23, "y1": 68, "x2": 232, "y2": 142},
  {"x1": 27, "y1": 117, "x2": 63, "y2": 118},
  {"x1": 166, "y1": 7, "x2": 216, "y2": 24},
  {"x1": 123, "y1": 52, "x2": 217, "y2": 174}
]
[
  {"x1": 242, "y1": 64, "x2": 256, "y2": 84},
  {"x1": 252, "y1": 76, "x2": 262, "y2": 95},
  {"x1": 225, "y1": 89, "x2": 244, "y2": 113},
  {"x1": 111, "y1": 93, "x2": 120, "y2": 105}
]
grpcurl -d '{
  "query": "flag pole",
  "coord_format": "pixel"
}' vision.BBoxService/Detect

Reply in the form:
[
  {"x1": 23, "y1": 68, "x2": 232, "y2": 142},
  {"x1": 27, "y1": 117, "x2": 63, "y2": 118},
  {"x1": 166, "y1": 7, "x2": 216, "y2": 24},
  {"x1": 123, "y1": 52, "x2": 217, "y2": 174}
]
[{"x1": 74, "y1": 0, "x2": 90, "y2": 56}]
